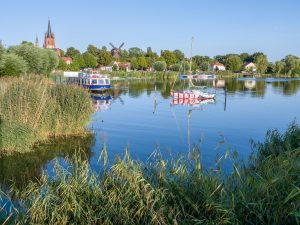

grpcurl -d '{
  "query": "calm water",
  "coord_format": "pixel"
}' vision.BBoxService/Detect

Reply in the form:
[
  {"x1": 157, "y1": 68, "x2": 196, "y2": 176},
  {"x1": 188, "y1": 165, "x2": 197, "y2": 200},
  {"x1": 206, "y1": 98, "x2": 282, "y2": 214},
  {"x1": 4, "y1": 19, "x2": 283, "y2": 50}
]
[{"x1": 1, "y1": 78, "x2": 300, "y2": 188}]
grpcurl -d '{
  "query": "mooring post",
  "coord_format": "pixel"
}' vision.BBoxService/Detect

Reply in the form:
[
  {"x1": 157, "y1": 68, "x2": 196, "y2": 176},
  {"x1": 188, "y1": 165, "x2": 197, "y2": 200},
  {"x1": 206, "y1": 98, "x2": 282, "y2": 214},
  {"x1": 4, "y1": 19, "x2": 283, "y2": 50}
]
[
  {"x1": 60, "y1": 75, "x2": 62, "y2": 84},
  {"x1": 54, "y1": 75, "x2": 57, "y2": 84}
]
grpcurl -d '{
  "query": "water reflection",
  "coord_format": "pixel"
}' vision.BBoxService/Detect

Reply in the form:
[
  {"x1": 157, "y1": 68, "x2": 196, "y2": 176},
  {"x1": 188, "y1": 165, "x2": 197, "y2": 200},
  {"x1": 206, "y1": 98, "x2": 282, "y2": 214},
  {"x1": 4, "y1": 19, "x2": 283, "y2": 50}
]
[
  {"x1": 91, "y1": 94, "x2": 113, "y2": 112},
  {"x1": 111, "y1": 78, "x2": 300, "y2": 100},
  {"x1": 0, "y1": 134, "x2": 94, "y2": 188},
  {"x1": 1, "y1": 78, "x2": 300, "y2": 189}
]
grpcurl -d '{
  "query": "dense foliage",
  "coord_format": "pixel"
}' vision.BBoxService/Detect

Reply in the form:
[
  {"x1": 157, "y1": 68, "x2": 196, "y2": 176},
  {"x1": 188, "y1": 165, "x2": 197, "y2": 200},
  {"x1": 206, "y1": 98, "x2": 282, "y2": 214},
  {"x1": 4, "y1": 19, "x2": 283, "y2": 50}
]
[
  {"x1": 0, "y1": 76, "x2": 94, "y2": 153},
  {"x1": 1, "y1": 41, "x2": 300, "y2": 76},
  {"x1": 1, "y1": 122, "x2": 299, "y2": 224}
]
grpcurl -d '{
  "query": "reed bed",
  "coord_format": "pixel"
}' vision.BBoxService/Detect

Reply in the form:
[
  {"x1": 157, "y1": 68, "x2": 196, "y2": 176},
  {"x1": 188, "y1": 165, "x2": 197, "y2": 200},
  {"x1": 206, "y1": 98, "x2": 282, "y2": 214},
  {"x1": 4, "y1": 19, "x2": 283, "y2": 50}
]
[
  {"x1": 0, "y1": 76, "x2": 94, "y2": 154},
  {"x1": 1, "y1": 122, "x2": 298, "y2": 225}
]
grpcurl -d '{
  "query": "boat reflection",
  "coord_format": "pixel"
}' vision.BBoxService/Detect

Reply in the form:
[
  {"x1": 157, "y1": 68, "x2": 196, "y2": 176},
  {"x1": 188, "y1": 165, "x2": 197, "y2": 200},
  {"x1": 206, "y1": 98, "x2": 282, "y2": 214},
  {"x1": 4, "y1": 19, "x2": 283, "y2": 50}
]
[
  {"x1": 170, "y1": 97, "x2": 216, "y2": 158},
  {"x1": 91, "y1": 94, "x2": 113, "y2": 112},
  {"x1": 171, "y1": 98, "x2": 215, "y2": 108}
]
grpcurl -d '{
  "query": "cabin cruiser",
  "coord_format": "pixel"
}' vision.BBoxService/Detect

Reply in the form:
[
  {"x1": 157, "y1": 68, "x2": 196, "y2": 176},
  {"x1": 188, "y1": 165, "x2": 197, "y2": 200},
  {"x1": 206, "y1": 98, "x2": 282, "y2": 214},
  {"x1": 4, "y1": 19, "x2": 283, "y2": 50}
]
[{"x1": 81, "y1": 74, "x2": 111, "y2": 91}]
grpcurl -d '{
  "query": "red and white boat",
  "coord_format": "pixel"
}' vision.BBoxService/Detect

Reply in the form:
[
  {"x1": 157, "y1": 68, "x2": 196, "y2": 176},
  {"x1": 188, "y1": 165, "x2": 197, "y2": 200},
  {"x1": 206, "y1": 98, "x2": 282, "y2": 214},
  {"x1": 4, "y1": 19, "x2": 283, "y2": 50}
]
[{"x1": 171, "y1": 90, "x2": 215, "y2": 100}]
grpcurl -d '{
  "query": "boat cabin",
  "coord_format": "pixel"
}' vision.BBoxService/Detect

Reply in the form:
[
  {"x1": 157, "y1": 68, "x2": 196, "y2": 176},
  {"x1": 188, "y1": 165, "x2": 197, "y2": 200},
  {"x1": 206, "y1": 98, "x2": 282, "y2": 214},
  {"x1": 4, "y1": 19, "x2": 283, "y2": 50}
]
[{"x1": 81, "y1": 74, "x2": 111, "y2": 91}]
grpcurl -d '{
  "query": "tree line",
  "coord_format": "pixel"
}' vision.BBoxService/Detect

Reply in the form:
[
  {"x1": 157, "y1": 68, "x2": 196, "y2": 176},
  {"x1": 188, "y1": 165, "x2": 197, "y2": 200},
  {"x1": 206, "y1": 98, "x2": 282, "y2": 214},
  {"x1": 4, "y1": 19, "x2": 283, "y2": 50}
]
[
  {"x1": 0, "y1": 42, "x2": 59, "y2": 77},
  {"x1": 1, "y1": 41, "x2": 299, "y2": 77},
  {"x1": 60, "y1": 44, "x2": 300, "y2": 76}
]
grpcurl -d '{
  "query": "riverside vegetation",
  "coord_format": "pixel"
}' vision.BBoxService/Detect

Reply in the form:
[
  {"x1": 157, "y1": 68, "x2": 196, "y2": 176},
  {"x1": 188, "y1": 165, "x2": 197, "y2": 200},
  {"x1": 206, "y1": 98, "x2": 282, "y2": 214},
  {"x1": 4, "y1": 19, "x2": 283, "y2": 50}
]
[
  {"x1": 0, "y1": 122, "x2": 299, "y2": 225},
  {"x1": 0, "y1": 76, "x2": 94, "y2": 154}
]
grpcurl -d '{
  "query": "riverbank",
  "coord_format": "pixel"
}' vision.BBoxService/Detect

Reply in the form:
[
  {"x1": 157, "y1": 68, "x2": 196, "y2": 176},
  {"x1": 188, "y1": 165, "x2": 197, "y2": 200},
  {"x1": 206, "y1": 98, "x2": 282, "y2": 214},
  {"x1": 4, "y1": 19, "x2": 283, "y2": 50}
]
[
  {"x1": 1, "y1": 122, "x2": 299, "y2": 225},
  {"x1": 0, "y1": 76, "x2": 94, "y2": 154}
]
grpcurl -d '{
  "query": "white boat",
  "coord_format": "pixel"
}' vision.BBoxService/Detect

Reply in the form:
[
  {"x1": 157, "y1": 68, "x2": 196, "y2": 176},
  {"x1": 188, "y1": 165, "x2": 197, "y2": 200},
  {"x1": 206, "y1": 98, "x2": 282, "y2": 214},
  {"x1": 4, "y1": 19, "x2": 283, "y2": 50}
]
[
  {"x1": 171, "y1": 37, "x2": 216, "y2": 100},
  {"x1": 180, "y1": 74, "x2": 216, "y2": 80},
  {"x1": 81, "y1": 74, "x2": 111, "y2": 91},
  {"x1": 171, "y1": 89, "x2": 215, "y2": 100}
]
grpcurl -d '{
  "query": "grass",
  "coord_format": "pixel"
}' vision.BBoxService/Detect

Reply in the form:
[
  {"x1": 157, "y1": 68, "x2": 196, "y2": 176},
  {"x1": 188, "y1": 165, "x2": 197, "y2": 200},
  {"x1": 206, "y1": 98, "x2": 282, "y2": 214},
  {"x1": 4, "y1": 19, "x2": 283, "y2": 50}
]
[
  {"x1": 0, "y1": 122, "x2": 299, "y2": 224},
  {"x1": 0, "y1": 75, "x2": 94, "y2": 154}
]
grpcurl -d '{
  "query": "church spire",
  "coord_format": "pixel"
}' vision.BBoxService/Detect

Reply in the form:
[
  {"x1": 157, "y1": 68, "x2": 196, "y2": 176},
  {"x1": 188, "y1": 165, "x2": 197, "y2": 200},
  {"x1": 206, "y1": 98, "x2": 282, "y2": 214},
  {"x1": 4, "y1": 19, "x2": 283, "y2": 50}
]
[
  {"x1": 47, "y1": 19, "x2": 52, "y2": 37},
  {"x1": 35, "y1": 34, "x2": 39, "y2": 47}
]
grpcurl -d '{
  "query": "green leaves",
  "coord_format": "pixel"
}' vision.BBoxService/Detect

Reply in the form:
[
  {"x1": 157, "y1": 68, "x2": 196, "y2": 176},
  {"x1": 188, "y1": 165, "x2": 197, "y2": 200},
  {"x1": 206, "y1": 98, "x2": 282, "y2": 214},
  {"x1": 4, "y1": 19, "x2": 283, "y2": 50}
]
[{"x1": 0, "y1": 53, "x2": 28, "y2": 76}]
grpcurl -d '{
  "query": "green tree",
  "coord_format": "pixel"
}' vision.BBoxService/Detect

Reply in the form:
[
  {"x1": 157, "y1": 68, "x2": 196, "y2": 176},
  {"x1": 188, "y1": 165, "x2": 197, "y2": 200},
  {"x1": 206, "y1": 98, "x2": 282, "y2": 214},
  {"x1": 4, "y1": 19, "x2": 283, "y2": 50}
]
[
  {"x1": 69, "y1": 54, "x2": 84, "y2": 71},
  {"x1": 129, "y1": 47, "x2": 144, "y2": 58},
  {"x1": 153, "y1": 61, "x2": 166, "y2": 71},
  {"x1": 83, "y1": 52, "x2": 97, "y2": 68},
  {"x1": 250, "y1": 52, "x2": 265, "y2": 62},
  {"x1": 130, "y1": 57, "x2": 138, "y2": 70},
  {"x1": 0, "y1": 42, "x2": 5, "y2": 59},
  {"x1": 145, "y1": 47, "x2": 154, "y2": 58},
  {"x1": 10, "y1": 43, "x2": 44, "y2": 74},
  {"x1": 45, "y1": 49, "x2": 59, "y2": 75},
  {"x1": 214, "y1": 55, "x2": 227, "y2": 65},
  {"x1": 173, "y1": 49, "x2": 184, "y2": 62},
  {"x1": 240, "y1": 53, "x2": 251, "y2": 62},
  {"x1": 57, "y1": 58, "x2": 68, "y2": 71},
  {"x1": 161, "y1": 50, "x2": 177, "y2": 67},
  {"x1": 170, "y1": 63, "x2": 181, "y2": 72},
  {"x1": 274, "y1": 61, "x2": 286, "y2": 74},
  {"x1": 87, "y1": 44, "x2": 100, "y2": 57},
  {"x1": 138, "y1": 56, "x2": 147, "y2": 70},
  {"x1": 120, "y1": 49, "x2": 129, "y2": 62},
  {"x1": 112, "y1": 64, "x2": 118, "y2": 71},
  {"x1": 225, "y1": 55, "x2": 242, "y2": 72},
  {"x1": 0, "y1": 53, "x2": 28, "y2": 76},
  {"x1": 98, "y1": 51, "x2": 113, "y2": 66},
  {"x1": 193, "y1": 55, "x2": 212, "y2": 71},
  {"x1": 254, "y1": 54, "x2": 268, "y2": 73},
  {"x1": 284, "y1": 55, "x2": 300, "y2": 76},
  {"x1": 65, "y1": 47, "x2": 81, "y2": 58}
]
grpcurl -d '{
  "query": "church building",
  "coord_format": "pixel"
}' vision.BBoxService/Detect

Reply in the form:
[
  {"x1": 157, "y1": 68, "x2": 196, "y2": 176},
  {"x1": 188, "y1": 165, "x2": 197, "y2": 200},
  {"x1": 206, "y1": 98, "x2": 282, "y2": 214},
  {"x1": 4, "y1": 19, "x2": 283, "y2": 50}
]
[{"x1": 44, "y1": 19, "x2": 55, "y2": 49}]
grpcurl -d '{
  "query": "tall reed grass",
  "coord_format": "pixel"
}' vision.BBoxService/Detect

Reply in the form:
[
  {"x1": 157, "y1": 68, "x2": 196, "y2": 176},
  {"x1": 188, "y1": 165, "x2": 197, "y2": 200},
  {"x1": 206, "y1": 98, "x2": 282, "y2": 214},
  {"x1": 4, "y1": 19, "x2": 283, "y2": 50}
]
[
  {"x1": 2, "y1": 122, "x2": 298, "y2": 225},
  {"x1": 0, "y1": 76, "x2": 94, "y2": 154}
]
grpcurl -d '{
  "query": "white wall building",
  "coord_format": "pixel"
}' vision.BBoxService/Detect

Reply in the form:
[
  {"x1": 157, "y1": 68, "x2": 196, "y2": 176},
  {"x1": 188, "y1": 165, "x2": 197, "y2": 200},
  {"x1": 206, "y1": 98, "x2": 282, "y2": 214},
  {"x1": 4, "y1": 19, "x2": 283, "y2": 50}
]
[{"x1": 210, "y1": 61, "x2": 226, "y2": 71}]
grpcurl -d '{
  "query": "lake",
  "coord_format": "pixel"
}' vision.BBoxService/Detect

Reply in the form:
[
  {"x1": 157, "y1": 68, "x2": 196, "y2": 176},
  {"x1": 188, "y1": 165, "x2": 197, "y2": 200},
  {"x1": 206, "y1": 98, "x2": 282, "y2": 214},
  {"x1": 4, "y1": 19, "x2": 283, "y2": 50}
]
[{"x1": 0, "y1": 77, "x2": 300, "y2": 188}]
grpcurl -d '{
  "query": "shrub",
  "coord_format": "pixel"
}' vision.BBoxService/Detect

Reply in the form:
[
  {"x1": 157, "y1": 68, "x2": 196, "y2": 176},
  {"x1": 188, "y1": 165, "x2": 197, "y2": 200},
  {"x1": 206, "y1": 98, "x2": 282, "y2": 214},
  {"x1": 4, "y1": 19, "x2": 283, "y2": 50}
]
[
  {"x1": 153, "y1": 61, "x2": 166, "y2": 71},
  {"x1": 0, "y1": 53, "x2": 28, "y2": 76}
]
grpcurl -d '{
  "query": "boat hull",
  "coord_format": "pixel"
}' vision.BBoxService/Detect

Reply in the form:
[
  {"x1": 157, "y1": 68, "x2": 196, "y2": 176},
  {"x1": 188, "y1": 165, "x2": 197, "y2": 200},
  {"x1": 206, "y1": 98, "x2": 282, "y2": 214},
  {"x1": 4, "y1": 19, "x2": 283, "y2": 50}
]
[{"x1": 83, "y1": 84, "x2": 111, "y2": 91}]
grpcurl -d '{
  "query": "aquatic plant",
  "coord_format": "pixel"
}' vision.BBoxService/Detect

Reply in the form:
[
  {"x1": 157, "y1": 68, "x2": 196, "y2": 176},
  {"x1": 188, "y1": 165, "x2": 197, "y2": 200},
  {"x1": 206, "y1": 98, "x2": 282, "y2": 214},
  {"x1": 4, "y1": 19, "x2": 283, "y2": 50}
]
[
  {"x1": 0, "y1": 76, "x2": 93, "y2": 154},
  {"x1": 1, "y1": 122, "x2": 297, "y2": 225}
]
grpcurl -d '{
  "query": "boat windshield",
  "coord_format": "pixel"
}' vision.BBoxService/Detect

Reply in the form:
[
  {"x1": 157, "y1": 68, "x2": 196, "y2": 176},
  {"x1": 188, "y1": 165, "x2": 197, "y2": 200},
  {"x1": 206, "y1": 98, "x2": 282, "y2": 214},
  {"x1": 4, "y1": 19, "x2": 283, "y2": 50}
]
[
  {"x1": 98, "y1": 79, "x2": 104, "y2": 85},
  {"x1": 91, "y1": 79, "x2": 97, "y2": 85}
]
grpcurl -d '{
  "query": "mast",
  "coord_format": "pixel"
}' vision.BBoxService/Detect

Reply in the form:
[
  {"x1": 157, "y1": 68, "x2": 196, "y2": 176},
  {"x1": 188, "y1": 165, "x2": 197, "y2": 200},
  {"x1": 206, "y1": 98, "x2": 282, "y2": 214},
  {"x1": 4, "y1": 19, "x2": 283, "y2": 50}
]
[{"x1": 189, "y1": 37, "x2": 194, "y2": 75}]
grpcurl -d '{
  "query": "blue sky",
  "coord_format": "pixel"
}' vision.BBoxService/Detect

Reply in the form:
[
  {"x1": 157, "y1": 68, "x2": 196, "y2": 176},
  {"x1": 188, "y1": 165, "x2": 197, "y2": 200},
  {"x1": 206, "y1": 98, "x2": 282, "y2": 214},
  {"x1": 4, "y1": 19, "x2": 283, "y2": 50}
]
[{"x1": 0, "y1": 0, "x2": 299, "y2": 61}]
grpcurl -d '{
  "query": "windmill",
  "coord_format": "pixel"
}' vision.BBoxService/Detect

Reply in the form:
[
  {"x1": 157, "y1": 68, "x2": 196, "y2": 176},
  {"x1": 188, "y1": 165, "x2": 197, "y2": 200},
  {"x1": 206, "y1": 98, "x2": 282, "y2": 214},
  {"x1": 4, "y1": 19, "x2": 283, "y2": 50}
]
[{"x1": 109, "y1": 42, "x2": 125, "y2": 58}]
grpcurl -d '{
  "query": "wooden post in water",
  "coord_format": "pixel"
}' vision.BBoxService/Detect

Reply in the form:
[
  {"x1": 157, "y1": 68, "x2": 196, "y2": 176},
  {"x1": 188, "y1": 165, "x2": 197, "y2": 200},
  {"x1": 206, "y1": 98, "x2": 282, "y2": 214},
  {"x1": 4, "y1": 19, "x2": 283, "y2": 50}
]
[{"x1": 224, "y1": 86, "x2": 227, "y2": 111}]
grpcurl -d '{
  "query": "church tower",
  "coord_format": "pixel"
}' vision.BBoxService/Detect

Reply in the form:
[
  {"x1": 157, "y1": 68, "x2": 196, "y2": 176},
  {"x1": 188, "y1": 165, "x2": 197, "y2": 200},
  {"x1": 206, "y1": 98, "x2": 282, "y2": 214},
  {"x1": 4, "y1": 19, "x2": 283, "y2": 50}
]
[
  {"x1": 43, "y1": 19, "x2": 55, "y2": 49},
  {"x1": 35, "y1": 34, "x2": 39, "y2": 48}
]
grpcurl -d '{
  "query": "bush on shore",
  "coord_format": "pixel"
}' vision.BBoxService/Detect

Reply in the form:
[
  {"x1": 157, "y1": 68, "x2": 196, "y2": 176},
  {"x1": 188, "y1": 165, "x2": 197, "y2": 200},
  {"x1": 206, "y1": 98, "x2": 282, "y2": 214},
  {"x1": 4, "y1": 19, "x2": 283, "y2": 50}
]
[{"x1": 1, "y1": 122, "x2": 299, "y2": 224}]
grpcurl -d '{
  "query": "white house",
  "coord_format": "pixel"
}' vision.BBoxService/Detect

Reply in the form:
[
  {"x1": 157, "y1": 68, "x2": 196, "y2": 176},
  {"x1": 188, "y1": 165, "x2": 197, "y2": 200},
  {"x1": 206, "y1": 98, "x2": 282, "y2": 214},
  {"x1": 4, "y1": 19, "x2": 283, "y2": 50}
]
[
  {"x1": 244, "y1": 62, "x2": 257, "y2": 72},
  {"x1": 99, "y1": 61, "x2": 131, "y2": 72},
  {"x1": 210, "y1": 61, "x2": 226, "y2": 71}
]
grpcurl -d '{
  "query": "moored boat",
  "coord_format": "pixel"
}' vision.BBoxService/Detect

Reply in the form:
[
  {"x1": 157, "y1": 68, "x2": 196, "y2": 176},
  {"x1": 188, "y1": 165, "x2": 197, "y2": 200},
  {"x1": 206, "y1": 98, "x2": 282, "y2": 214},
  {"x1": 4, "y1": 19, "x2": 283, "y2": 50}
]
[
  {"x1": 171, "y1": 89, "x2": 215, "y2": 100},
  {"x1": 180, "y1": 74, "x2": 216, "y2": 80},
  {"x1": 81, "y1": 74, "x2": 111, "y2": 91}
]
